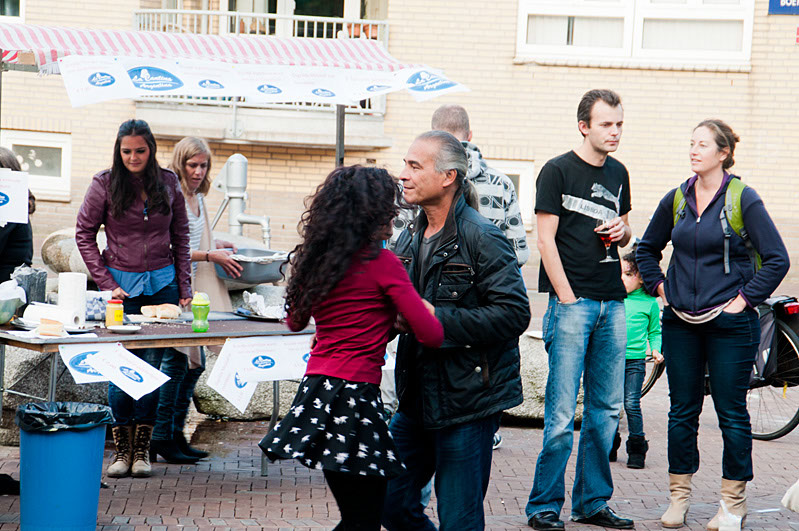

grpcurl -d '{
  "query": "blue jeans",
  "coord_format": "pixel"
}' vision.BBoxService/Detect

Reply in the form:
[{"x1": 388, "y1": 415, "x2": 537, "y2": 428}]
[
  {"x1": 662, "y1": 306, "x2": 759, "y2": 481},
  {"x1": 624, "y1": 359, "x2": 646, "y2": 438},
  {"x1": 174, "y1": 349, "x2": 206, "y2": 432},
  {"x1": 526, "y1": 296, "x2": 626, "y2": 520},
  {"x1": 382, "y1": 411, "x2": 500, "y2": 531},
  {"x1": 152, "y1": 348, "x2": 189, "y2": 441},
  {"x1": 109, "y1": 279, "x2": 179, "y2": 427}
]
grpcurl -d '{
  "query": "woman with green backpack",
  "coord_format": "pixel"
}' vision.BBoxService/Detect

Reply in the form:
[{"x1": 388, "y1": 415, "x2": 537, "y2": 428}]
[{"x1": 636, "y1": 119, "x2": 789, "y2": 530}]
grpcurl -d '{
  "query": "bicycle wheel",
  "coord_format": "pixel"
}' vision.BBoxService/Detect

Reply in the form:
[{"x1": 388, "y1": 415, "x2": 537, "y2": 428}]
[
  {"x1": 749, "y1": 319, "x2": 799, "y2": 441},
  {"x1": 641, "y1": 355, "x2": 665, "y2": 397}
]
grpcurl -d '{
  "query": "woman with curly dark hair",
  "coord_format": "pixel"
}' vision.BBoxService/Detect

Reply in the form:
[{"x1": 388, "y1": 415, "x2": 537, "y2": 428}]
[{"x1": 260, "y1": 165, "x2": 443, "y2": 530}]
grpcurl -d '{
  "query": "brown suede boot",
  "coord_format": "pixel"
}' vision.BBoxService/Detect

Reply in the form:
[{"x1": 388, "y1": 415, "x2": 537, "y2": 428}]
[
  {"x1": 106, "y1": 425, "x2": 134, "y2": 478},
  {"x1": 707, "y1": 479, "x2": 746, "y2": 530},
  {"x1": 661, "y1": 473, "x2": 693, "y2": 528},
  {"x1": 131, "y1": 424, "x2": 154, "y2": 478}
]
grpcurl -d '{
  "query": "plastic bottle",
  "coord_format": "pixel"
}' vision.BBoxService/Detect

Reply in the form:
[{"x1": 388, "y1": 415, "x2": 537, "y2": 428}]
[{"x1": 191, "y1": 292, "x2": 210, "y2": 333}]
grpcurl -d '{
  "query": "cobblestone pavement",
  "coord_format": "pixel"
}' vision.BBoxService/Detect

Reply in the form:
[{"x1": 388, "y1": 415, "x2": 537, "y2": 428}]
[{"x1": 0, "y1": 375, "x2": 797, "y2": 530}]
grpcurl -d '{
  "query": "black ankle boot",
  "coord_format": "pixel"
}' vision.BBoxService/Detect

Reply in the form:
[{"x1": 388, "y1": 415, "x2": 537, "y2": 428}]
[
  {"x1": 0, "y1": 474, "x2": 20, "y2": 495},
  {"x1": 174, "y1": 430, "x2": 209, "y2": 459},
  {"x1": 609, "y1": 430, "x2": 622, "y2": 462},
  {"x1": 626, "y1": 436, "x2": 649, "y2": 469},
  {"x1": 150, "y1": 439, "x2": 200, "y2": 464}
]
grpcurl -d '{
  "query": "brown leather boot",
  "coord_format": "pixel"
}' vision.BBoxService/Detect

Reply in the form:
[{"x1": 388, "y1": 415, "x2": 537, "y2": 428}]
[
  {"x1": 106, "y1": 425, "x2": 134, "y2": 478},
  {"x1": 661, "y1": 473, "x2": 692, "y2": 528},
  {"x1": 131, "y1": 424, "x2": 154, "y2": 478},
  {"x1": 707, "y1": 479, "x2": 746, "y2": 530}
]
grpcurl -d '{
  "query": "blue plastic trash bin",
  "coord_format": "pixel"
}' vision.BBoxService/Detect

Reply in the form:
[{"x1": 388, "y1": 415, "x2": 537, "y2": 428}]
[{"x1": 15, "y1": 402, "x2": 114, "y2": 531}]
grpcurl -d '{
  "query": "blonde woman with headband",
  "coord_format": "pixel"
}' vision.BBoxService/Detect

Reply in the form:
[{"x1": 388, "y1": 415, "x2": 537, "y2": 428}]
[{"x1": 150, "y1": 137, "x2": 242, "y2": 464}]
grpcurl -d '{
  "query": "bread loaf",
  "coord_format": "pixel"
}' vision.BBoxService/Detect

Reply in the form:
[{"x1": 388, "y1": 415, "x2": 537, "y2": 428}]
[
  {"x1": 141, "y1": 304, "x2": 181, "y2": 319},
  {"x1": 155, "y1": 304, "x2": 181, "y2": 319},
  {"x1": 39, "y1": 318, "x2": 65, "y2": 336}
]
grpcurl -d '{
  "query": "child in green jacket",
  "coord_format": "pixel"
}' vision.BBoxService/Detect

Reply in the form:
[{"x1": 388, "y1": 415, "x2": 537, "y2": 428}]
[{"x1": 614, "y1": 251, "x2": 662, "y2": 469}]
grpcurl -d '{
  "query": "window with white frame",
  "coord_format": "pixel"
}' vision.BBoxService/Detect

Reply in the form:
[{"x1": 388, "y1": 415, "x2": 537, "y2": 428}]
[
  {"x1": 0, "y1": 131, "x2": 71, "y2": 201},
  {"x1": 516, "y1": 0, "x2": 754, "y2": 70},
  {"x1": 485, "y1": 159, "x2": 536, "y2": 230},
  {"x1": 0, "y1": 0, "x2": 23, "y2": 22}
]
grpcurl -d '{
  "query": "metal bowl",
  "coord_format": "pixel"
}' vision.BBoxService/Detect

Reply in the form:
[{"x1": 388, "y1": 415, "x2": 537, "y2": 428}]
[{"x1": 215, "y1": 248, "x2": 288, "y2": 290}]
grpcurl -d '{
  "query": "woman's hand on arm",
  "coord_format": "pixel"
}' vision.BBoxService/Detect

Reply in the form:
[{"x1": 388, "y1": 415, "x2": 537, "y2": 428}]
[{"x1": 395, "y1": 299, "x2": 434, "y2": 334}]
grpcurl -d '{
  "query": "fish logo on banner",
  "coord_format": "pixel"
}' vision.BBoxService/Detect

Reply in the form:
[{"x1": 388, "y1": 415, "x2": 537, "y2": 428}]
[
  {"x1": 252, "y1": 355, "x2": 276, "y2": 370},
  {"x1": 120, "y1": 366, "x2": 144, "y2": 383},
  {"x1": 199, "y1": 79, "x2": 224, "y2": 90},
  {"x1": 234, "y1": 372, "x2": 248, "y2": 389},
  {"x1": 69, "y1": 351, "x2": 103, "y2": 376},
  {"x1": 257, "y1": 84, "x2": 282, "y2": 94},
  {"x1": 88, "y1": 72, "x2": 115, "y2": 87},
  {"x1": 407, "y1": 71, "x2": 457, "y2": 92},
  {"x1": 312, "y1": 88, "x2": 336, "y2": 97},
  {"x1": 367, "y1": 84, "x2": 391, "y2": 92},
  {"x1": 128, "y1": 67, "x2": 184, "y2": 91},
  {"x1": 0, "y1": 192, "x2": 8, "y2": 207}
]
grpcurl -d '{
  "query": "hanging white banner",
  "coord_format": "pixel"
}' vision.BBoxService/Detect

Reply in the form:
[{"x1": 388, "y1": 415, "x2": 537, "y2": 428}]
[
  {"x1": 226, "y1": 335, "x2": 311, "y2": 383},
  {"x1": 0, "y1": 169, "x2": 28, "y2": 225},
  {"x1": 85, "y1": 343, "x2": 170, "y2": 400},
  {"x1": 58, "y1": 343, "x2": 110, "y2": 384},
  {"x1": 58, "y1": 55, "x2": 468, "y2": 107},
  {"x1": 205, "y1": 334, "x2": 312, "y2": 413},
  {"x1": 205, "y1": 338, "x2": 259, "y2": 414},
  {"x1": 58, "y1": 56, "x2": 132, "y2": 107}
]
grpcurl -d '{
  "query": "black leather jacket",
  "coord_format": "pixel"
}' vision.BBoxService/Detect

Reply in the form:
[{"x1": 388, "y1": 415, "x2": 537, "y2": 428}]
[{"x1": 393, "y1": 194, "x2": 529, "y2": 429}]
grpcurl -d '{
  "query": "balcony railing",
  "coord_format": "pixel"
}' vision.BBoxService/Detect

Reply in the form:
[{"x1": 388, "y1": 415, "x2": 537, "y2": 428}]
[{"x1": 132, "y1": 10, "x2": 388, "y2": 117}]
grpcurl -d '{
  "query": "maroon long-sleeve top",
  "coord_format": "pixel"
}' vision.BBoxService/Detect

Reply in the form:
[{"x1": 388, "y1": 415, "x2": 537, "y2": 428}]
[{"x1": 288, "y1": 248, "x2": 443, "y2": 385}]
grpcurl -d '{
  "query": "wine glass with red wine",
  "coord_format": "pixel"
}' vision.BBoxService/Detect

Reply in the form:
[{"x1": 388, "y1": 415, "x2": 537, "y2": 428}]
[{"x1": 595, "y1": 219, "x2": 618, "y2": 263}]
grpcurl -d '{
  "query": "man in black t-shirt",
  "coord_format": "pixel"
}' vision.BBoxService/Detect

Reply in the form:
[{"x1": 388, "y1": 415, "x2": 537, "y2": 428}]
[{"x1": 525, "y1": 90, "x2": 635, "y2": 531}]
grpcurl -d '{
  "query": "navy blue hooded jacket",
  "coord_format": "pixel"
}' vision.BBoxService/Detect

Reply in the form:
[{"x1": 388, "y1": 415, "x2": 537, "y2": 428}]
[{"x1": 636, "y1": 174, "x2": 789, "y2": 313}]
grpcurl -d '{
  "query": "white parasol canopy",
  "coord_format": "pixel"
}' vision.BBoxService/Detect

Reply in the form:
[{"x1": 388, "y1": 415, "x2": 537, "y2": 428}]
[{"x1": 0, "y1": 23, "x2": 467, "y2": 107}]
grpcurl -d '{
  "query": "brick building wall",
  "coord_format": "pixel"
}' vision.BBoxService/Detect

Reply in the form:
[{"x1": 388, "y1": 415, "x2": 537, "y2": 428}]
[
  {"x1": 3, "y1": 0, "x2": 799, "y2": 283},
  {"x1": 371, "y1": 0, "x2": 799, "y2": 280}
]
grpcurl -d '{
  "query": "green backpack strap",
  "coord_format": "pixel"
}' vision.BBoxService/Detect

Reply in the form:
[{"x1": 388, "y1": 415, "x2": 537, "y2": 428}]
[
  {"x1": 672, "y1": 186, "x2": 686, "y2": 228},
  {"x1": 723, "y1": 176, "x2": 761, "y2": 272}
]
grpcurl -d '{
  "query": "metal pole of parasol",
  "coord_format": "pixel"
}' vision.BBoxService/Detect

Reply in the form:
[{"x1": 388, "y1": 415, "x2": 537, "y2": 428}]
[{"x1": 335, "y1": 104, "x2": 345, "y2": 167}]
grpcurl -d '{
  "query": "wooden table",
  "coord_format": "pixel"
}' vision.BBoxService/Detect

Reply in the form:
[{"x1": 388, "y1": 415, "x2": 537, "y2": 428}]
[{"x1": 0, "y1": 316, "x2": 313, "y2": 475}]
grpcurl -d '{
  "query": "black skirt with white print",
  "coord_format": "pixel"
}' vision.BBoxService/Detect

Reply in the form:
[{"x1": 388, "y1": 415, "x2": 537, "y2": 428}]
[{"x1": 259, "y1": 374, "x2": 405, "y2": 478}]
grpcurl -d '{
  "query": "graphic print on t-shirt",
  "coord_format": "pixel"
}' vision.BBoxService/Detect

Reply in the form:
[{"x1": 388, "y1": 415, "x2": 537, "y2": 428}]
[
  {"x1": 534, "y1": 151, "x2": 632, "y2": 301},
  {"x1": 562, "y1": 182, "x2": 622, "y2": 221}
]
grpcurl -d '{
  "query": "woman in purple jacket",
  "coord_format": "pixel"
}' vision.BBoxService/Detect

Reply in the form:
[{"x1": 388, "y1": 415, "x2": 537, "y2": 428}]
[
  {"x1": 637, "y1": 119, "x2": 789, "y2": 530},
  {"x1": 76, "y1": 119, "x2": 192, "y2": 479}
]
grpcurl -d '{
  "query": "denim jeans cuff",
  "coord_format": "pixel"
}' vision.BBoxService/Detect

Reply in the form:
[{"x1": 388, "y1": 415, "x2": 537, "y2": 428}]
[{"x1": 571, "y1": 502, "x2": 608, "y2": 520}]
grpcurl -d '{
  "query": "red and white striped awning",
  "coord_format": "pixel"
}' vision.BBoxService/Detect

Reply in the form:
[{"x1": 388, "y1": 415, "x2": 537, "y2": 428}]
[
  {"x1": 0, "y1": 22, "x2": 466, "y2": 107},
  {"x1": 0, "y1": 22, "x2": 413, "y2": 73},
  {"x1": 0, "y1": 50, "x2": 17, "y2": 64}
]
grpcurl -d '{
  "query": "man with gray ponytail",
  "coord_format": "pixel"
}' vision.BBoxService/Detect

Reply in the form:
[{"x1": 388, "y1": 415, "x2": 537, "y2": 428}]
[{"x1": 383, "y1": 131, "x2": 529, "y2": 531}]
